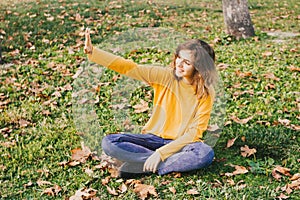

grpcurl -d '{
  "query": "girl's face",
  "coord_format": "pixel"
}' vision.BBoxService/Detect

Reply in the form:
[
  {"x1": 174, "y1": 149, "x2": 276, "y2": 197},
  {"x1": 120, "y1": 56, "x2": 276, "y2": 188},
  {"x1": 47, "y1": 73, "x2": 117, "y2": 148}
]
[{"x1": 175, "y1": 50, "x2": 195, "y2": 83}]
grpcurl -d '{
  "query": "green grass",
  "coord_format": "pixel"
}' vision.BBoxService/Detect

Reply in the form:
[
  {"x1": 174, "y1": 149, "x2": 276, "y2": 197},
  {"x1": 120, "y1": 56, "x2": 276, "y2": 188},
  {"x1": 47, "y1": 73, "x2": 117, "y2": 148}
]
[{"x1": 0, "y1": 0, "x2": 299, "y2": 199}]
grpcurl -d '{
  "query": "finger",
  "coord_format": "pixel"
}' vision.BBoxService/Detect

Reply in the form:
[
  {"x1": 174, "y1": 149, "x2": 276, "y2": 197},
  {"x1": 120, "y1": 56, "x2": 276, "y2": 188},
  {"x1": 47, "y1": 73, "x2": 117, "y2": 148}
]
[
  {"x1": 84, "y1": 28, "x2": 92, "y2": 54},
  {"x1": 152, "y1": 162, "x2": 158, "y2": 173},
  {"x1": 85, "y1": 28, "x2": 91, "y2": 43},
  {"x1": 143, "y1": 161, "x2": 148, "y2": 172}
]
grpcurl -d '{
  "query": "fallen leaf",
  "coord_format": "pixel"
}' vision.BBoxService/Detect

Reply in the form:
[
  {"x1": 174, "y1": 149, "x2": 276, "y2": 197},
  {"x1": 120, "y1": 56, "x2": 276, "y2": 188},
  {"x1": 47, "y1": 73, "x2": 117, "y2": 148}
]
[
  {"x1": 212, "y1": 179, "x2": 223, "y2": 188},
  {"x1": 231, "y1": 116, "x2": 253, "y2": 124},
  {"x1": 276, "y1": 193, "x2": 289, "y2": 199},
  {"x1": 235, "y1": 70, "x2": 252, "y2": 78},
  {"x1": 288, "y1": 65, "x2": 300, "y2": 72},
  {"x1": 262, "y1": 51, "x2": 273, "y2": 57},
  {"x1": 225, "y1": 164, "x2": 249, "y2": 176},
  {"x1": 226, "y1": 137, "x2": 237, "y2": 148},
  {"x1": 168, "y1": 186, "x2": 176, "y2": 194},
  {"x1": 241, "y1": 136, "x2": 246, "y2": 142},
  {"x1": 19, "y1": 119, "x2": 31, "y2": 127},
  {"x1": 69, "y1": 188, "x2": 98, "y2": 200},
  {"x1": 106, "y1": 186, "x2": 118, "y2": 196},
  {"x1": 133, "y1": 99, "x2": 149, "y2": 113},
  {"x1": 101, "y1": 176, "x2": 110, "y2": 186},
  {"x1": 71, "y1": 142, "x2": 92, "y2": 163},
  {"x1": 133, "y1": 184, "x2": 158, "y2": 200},
  {"x1": 240, "y1": 145, "x2": 257, "y2": 157},
  {"x1": 278, "y1": 118, "x2": 291, "y2": 126},
  {"x1": 47, "y1": 16, "x2": 55, "y2": 21},
  {"x1": 125, "y1": 179, "x2": 142, "y2": 186},
  {"x1": 42, "y1": 187, "x2": 55, "y2": 196},
  {"x1": 272, "y1": 166, "x2": 292, "y2": 180},
  {"x1": 84, "y1": 168, "x2": 93, "y2": 176},
  {"x1": 227, "y1": 179, "x2": 235, "y2": 186},
  {"x1": 23, "y1": 181, "x2": 33, "y2": 188},
  {"x1": 281, "y1": 185, "x2": 293, "y2": 195},
  {"x1": 119, "y1": 183, "x2": 128, "y2": 194},
  {"x1": 237, "y1": 184, "x2": 247, "y2": 190},
  {"x1": 263, "y1": 72, "x2": 280, "y2": 81},
  {"x1": 207, "y1": 124, "x2": 221, "y2": 133},
  {"x1": 217, "y1": 63, "x2": 229, "y2": 70},
  {"x1": 290, "y1": 173, "x2": 300, "y2": 181},
  {"x1": 187, "y1": 188, "x2": 199, "y2": 195},
  {"x1": 232, "y1": 165, "x2": 249, "y2": 175},
  {"x1": 37, "y1": 180, "x2": 52, "y2": 186},
  {"x1": 289, "y1": 179, "x2": 300, "y2": 189},
  {"x1": 172, "y1": 172, "x2": 182, "y2": 178},
  {"x1": 1, "y1": 141, "x2": 16, "y2": 148},
  {"x1": 108, "y1": 167, "x2": 119, "y2": 178},
  {"x1": 67, "y1": 161, "x2": 81, "y2": 167},
  {"x1": 41, "y1": 185, "x2": 61, "y2": 197}
]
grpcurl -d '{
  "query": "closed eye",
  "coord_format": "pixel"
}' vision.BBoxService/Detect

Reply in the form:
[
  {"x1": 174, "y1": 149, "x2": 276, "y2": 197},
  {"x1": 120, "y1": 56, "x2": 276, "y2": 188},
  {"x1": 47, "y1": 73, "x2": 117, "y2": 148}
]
[{"x1": 177, "y1": 56, "x2": 192, "y2": 65}]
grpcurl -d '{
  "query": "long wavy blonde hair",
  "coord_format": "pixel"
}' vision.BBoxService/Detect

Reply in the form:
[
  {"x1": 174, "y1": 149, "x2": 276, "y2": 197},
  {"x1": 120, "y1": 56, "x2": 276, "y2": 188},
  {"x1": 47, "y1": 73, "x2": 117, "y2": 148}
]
[{"x1": 172, "y1": 39, "x2": 218, "y2": 99}]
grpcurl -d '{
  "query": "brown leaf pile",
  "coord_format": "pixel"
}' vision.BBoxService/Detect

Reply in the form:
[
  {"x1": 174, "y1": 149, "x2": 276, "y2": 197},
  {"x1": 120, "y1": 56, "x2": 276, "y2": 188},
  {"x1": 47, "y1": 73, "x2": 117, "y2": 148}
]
[
  {"x1": 58, "y1": 142, "x2": 96, "y2": 167},
  {"x1": 274, "y1": 169, "x2": 300, "y2": 199}
]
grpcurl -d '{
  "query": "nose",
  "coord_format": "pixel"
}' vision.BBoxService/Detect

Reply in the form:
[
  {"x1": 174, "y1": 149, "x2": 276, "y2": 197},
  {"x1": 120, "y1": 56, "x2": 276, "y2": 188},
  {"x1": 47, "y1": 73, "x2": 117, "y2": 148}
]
[{"x1": 176, "y1": 58, "x2": 184, "y2": 67}]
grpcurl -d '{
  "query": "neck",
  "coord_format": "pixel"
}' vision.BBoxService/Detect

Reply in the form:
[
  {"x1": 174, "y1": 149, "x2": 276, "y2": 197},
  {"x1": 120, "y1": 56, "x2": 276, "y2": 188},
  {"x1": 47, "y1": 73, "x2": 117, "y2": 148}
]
[{"x1": 182, "y1": 77, "x2": 193, "y2": 85}]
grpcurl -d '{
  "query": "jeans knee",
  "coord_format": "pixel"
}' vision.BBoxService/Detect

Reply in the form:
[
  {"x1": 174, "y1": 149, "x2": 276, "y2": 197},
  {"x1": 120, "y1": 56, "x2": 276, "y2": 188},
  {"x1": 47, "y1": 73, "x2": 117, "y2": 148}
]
[{"x1": 101, "y1": 135, "x2": 112, "y2": 154}]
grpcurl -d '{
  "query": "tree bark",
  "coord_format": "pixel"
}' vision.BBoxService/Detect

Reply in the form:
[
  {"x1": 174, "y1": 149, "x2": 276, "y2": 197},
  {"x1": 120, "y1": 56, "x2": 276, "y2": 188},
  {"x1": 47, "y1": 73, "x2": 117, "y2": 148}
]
[{"x1": 222, "y1": 0, "x2": 255, "y2": 39}]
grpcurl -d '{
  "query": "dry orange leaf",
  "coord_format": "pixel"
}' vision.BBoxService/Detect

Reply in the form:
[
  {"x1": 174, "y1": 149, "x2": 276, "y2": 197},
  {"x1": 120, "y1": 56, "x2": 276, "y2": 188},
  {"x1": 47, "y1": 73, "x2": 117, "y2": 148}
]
[
  {"x1": 235, "y1": 70, "x2": 252, "y2": 78},
  {"x1": 240, "y1": 145, "x2": 257, "y2": 157},
  {"x1": 71, "y1": 142, "x2": 92, "y2": 163},
  {"x1": 226, "y1": 137, "x2": 237, "y2": 148},
  {"x1": 225, "y1": 164, "x2": 249, "y2": 176},
  {"x1": 133, "y1": 183, "x2": 158, "y2": 200}
]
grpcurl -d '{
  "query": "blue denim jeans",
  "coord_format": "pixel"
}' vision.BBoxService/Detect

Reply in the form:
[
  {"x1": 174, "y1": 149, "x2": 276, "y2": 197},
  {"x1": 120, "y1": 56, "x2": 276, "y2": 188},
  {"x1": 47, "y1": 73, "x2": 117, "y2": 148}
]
[{"x1": 102, "y1": 133, "x2": 214, "y2": 175}]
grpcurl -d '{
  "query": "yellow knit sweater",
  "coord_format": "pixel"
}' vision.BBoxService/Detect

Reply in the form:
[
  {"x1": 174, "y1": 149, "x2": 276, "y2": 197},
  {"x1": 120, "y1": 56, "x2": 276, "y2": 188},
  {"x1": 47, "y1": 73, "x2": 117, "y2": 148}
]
[{"x1": 88, "y1": 47, "x2": 214, "y2": 161}]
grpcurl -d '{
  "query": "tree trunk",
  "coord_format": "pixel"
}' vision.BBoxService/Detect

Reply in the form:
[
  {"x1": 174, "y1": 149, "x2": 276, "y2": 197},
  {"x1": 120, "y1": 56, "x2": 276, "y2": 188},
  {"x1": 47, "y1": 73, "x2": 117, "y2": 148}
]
[{"x1": 222, "y1": 0, "x2": 255, "y2": 39}]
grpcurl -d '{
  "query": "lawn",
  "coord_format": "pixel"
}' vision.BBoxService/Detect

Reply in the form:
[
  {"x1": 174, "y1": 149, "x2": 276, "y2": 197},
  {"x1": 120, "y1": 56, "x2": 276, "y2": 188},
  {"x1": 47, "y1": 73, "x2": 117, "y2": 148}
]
[{"x1": 0, "y1": 0, "x2": 299, "y2": 199}]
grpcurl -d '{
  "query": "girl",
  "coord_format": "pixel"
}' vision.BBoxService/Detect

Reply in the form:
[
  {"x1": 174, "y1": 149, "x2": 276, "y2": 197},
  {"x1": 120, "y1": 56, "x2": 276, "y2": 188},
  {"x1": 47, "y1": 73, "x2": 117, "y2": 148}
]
[{"x1": 84, "y1": 28, "x2": 218, "y2": 178}]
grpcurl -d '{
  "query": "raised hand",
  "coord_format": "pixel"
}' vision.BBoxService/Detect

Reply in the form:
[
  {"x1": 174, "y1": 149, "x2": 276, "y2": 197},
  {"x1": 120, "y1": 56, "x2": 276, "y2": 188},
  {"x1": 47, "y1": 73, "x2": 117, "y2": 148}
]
[{"x1": 84, "y1": 28, "x2": 93, "y2": 54}]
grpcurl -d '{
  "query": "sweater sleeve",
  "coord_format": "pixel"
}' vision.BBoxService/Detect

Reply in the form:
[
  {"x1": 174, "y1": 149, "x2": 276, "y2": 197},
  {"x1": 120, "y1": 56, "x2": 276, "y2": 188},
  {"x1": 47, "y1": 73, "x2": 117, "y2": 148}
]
[
  {"x1": 156, "y1": 94, "x2": 214, "y2": 161},
  {"x1": 87, "y1": 47, "x2": 171, "y2": 85}
]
